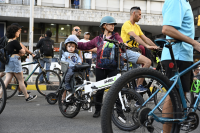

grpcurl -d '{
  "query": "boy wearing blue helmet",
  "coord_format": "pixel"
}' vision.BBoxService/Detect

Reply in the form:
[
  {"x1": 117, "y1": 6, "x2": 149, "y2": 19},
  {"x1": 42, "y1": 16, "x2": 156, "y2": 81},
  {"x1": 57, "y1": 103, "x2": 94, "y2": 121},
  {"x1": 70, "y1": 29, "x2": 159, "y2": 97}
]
[{"x1": 61, "y1": 35, "x2": 82, "y2": 92}]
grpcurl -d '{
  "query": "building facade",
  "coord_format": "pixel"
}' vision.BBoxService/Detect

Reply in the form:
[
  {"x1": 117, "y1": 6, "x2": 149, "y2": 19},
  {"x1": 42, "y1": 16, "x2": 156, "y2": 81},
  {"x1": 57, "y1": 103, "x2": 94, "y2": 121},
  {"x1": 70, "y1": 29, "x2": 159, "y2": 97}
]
[{"x1": 0, "y1": 0, "x2": 165, "y2": 56}]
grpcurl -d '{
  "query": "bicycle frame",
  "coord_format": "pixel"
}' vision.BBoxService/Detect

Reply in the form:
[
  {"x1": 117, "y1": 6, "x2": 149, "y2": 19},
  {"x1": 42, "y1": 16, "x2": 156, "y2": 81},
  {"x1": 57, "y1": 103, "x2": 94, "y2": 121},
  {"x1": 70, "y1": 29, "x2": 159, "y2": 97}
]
[
  {"x1": 22, "y1": 59, "x2": 45, "y2": 82},
  {"x1": 141, "y1": 50, "x2": 200, "y2": 124}
]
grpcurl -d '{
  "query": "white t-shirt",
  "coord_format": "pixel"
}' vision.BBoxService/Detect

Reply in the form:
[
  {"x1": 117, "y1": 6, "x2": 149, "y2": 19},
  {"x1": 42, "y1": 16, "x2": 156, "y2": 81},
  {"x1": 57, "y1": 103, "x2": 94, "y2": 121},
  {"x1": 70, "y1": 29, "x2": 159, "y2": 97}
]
[{"x1": 79, "y1": 39, "x2": 92, "y2": 59}]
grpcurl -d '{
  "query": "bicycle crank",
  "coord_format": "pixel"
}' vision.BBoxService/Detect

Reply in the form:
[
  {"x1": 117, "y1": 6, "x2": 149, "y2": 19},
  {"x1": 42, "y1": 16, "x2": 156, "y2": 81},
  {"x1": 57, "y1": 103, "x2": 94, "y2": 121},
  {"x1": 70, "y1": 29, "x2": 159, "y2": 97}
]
[{"x1": 180, "y1": 112, "x2": 199, "y2": 132}]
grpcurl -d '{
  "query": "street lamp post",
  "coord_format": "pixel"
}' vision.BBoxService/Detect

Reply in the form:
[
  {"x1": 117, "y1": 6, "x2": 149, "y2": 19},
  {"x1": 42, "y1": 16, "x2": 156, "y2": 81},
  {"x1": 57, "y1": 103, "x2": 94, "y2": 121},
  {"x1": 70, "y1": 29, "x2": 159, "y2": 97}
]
[{"x1": 29, "y1": 0, "x2": 34, "y2": 82}]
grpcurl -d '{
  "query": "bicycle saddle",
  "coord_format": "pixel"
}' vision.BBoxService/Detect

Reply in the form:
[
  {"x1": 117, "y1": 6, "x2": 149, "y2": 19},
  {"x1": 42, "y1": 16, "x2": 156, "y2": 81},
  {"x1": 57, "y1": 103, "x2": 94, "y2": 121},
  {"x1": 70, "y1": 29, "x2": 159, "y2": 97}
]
[
  {"x1": 154, "y1": 38, "x2": 181, "y2": 47},
  {"x1": 74, "y1": 63, "x2": 90, "y2": 70}
]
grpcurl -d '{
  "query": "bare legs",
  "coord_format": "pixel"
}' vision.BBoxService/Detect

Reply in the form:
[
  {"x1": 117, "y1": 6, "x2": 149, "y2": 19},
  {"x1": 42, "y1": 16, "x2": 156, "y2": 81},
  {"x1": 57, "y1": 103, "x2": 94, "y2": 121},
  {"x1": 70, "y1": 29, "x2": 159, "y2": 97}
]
[{"x1": 4, "y1": 72, "x2": 29, "y2": 99}]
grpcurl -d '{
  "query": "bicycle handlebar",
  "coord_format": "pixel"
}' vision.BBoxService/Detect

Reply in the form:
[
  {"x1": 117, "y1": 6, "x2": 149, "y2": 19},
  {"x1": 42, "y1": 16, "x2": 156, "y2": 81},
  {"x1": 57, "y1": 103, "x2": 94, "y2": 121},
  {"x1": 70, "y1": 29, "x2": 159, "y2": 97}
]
[{"x1": 104, "y1": 36, "x2": 135, "y2": 50}]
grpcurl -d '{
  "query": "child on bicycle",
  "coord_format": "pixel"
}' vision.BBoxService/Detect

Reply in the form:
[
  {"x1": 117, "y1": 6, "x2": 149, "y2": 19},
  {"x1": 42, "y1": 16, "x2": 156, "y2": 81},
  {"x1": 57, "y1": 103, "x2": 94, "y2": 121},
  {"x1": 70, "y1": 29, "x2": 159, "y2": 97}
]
[{"x1": 61, "y1": 35, "x2": 82, "y2": 93}]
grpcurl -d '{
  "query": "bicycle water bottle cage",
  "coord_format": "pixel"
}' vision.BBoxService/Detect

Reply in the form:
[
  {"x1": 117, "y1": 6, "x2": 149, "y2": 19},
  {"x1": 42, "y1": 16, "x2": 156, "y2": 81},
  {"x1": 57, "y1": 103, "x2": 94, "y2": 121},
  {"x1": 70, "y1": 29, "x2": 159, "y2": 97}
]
[
  {"x1": 154, "y1": 38, "x2": 181, "y2": 47},
  {"x1": 191, "y1": 79, "x2": 200, "y2": 93}
]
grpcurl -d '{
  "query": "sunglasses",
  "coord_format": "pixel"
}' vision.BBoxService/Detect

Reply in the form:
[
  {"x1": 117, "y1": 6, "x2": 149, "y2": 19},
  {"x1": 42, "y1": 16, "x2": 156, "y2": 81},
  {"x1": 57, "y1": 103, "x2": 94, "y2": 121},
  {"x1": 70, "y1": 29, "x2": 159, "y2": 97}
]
[
  {"x1": 75, "y1": 29, "x2": 82, "y2": 32},
  {"x1": 130, "y1": 6, "x2": 141, "y2": 11}
]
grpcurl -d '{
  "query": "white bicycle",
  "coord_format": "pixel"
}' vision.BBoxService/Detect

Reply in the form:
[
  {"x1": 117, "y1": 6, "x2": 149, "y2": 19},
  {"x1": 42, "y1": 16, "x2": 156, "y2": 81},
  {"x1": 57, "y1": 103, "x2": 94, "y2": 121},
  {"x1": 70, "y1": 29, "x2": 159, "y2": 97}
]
[{"x1": 54, "y1": 38, "x2": 144, "y2": 131}]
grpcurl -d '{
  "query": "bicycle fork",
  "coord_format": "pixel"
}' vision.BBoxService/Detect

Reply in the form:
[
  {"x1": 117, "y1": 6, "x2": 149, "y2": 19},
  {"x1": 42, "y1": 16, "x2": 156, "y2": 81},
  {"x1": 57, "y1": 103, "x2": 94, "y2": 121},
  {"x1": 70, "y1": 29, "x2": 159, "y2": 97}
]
[{"x1": 118, "y1": 91, "x2": 129, "y2": 111}]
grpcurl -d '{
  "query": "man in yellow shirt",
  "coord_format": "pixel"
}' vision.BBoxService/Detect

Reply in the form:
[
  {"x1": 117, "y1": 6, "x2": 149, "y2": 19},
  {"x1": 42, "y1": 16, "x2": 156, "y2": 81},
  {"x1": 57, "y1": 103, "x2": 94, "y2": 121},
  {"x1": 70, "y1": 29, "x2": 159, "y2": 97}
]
[{"x1": 121, "y1": 6, "x2": 158, "y2": 93}]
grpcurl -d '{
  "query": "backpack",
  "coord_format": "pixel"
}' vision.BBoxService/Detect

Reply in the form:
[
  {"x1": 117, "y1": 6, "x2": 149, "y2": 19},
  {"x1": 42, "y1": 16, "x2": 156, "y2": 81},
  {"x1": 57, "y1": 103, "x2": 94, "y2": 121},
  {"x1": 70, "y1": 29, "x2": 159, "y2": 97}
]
[
  {"x1": 41, "y1": 38, "x2": 54, "y2": 56},
  {"x1": 0, "y1": 36, "x2": 9, "y2": 65},
  {"x1": 97, "y1": 42, "x2": 124, "y2": 69}
]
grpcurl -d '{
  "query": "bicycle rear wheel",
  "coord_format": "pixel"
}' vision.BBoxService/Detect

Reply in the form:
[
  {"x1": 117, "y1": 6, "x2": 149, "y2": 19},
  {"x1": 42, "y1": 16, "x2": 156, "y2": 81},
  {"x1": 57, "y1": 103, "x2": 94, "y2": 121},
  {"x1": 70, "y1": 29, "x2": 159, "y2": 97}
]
[
  {"x1": 1, "y1": 75, "x2": 18, "y2": 99},
  {"x1": 101, "y1": 68, "x2": 183, "y2": 133},
  {"x1": 35, "y1": 70, "x2": 61, "y2": 96},
  {"x1": 0, "y1": 77, "x2": 6, "y2": 114}
]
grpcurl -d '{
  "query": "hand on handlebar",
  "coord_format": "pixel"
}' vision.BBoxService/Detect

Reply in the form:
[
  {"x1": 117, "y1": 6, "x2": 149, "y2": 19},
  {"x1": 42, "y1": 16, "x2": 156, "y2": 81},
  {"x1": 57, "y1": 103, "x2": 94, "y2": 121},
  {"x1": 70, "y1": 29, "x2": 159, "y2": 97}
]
[
  {"x1": 32, "y1": 54, "x2": 36, "y2": 58},
  {"x1": 90, "y1": 47, "x2": 97, "y2": 53},
  {"x1": 146, "y1": 45, "x2": 159, "y2": 50}
]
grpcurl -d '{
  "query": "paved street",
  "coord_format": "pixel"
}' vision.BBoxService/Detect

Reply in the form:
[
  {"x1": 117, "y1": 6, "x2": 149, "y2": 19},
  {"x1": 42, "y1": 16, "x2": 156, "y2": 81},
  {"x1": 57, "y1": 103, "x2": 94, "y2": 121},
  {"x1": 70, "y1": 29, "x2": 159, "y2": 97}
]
[
  {"x1": 0, "y1": 90, "x2": 129, "y2": 133},
  {"x1": 0, "y1": 72, "x2": 200, "y2": 133},
  {"x1": 1, "y1": 89, "x2": 200, "y2": 133}
]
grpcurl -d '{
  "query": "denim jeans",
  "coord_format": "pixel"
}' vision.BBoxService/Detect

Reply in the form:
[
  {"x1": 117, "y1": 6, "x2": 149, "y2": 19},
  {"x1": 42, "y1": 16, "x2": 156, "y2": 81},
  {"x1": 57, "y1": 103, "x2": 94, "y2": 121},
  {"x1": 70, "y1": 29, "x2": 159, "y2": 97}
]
[
  {"x1": 39, "y1": 58, "x2": 52, "y2": 82},
  {"x1": 121, "y1": 49, "x2": 141, "y2": 71}
]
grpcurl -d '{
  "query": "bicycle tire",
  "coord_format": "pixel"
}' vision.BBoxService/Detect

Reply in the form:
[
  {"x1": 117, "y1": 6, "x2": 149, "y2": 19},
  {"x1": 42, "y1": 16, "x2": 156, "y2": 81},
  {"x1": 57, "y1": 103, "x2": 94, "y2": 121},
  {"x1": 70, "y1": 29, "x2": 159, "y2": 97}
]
[
  {"x1": 58, "y1": 89, "x2": 81, "y2": 118},
  {"x1": 35, "y1": 70, "x2": 61, "y2": 96},
  {"x1": 101, "y1": 68, "x2": 183, "y2": 133},
  {"x1": 6, "y1": 75, "x2": 18, "y2": 99},
  {"x1": 0, "y1": 77, "x2": 7, "y2": 114},
  {"x1": 111, "y1": 89, "x2": 144, "y2": 131}
]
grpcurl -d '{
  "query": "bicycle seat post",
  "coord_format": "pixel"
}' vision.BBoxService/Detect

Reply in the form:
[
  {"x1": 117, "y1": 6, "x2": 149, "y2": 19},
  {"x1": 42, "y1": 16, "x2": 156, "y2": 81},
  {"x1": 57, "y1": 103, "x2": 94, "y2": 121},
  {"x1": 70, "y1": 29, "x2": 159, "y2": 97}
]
[{"x1": 165, "y1": 44, "x2": 178, "y2": 72}]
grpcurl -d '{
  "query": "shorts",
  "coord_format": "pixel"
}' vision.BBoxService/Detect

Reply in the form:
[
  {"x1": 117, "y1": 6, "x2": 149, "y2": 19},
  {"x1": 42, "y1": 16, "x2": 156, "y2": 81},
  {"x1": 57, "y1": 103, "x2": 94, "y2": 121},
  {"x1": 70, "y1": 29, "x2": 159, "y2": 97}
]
[
  {"x1": 162, "y1": 60, "x2": 193, "y2": 92},
  {"x1": 121, "y1": 49, "x2": 141, "y2": 65},
  {"x1": 5, "y1": 55, "x2": 22, "y2": 73}
]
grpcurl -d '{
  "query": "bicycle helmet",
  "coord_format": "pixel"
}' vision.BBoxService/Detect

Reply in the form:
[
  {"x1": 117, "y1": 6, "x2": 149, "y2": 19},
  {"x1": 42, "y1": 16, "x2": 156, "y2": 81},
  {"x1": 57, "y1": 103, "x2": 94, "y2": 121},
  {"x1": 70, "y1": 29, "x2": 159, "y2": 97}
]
[
  {"x1": 99, "y1": 16, "x2": 117, "y2": 28},
  {"x1": 191, "y1": 79, "x2": 200, "y2": 93},
  {"x1": 64, "y1": 35, "x2": 78, "y2": 47},
  {"x1": 33, "y1": 49, "x2": 41, "y2": 59}
]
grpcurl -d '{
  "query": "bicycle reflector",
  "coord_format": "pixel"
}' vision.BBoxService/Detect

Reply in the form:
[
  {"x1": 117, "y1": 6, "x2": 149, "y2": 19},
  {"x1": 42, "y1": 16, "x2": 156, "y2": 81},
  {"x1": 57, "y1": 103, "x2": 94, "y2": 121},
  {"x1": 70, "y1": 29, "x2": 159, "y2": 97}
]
[
  {"x1": 169, "y1": 62, "x2": 174, "y2": 68},
  {"x1": 191, "y1": 80, "x2": 200, "y2": 93}
]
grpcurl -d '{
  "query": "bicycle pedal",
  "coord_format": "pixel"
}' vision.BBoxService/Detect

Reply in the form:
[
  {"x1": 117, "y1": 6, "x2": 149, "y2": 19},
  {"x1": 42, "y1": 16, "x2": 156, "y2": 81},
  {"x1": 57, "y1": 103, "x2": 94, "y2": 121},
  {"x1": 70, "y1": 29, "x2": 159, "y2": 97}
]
[{"x1": 146, "y1": 125, "x2": 154, "y2": 133}]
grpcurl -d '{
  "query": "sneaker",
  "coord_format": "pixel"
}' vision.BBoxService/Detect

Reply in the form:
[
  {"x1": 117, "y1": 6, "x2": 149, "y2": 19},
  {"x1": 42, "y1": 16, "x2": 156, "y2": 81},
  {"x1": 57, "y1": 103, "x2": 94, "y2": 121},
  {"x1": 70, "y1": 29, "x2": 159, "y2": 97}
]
[
  {"x1": 18, "y1": 91, "x2": 31, "y2": 97},
  {"x1": 134, "y1": 101, "x2": 140, "y2": 107},
  {"x1": 118, "y1": 113, "x2": 126, "y2": 123},
  {"x1": 26, "y1": 95, "x2": 37, "y2": 102},
  {"x1": 93, "y1": 111, "x2": 100, "y2": 118},
  {"x1": 136, "y1": 85, "x2": 148, "y2": 93}
]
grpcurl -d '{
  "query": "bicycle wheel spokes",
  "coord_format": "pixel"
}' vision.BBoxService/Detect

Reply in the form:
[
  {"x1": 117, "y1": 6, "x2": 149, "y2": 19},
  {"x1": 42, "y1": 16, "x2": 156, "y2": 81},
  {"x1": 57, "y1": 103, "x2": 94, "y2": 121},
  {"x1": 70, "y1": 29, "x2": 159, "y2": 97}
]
[
  {"x1": 36, "y1": 70, "x2": 61, "y2": 96},
  {"x1": 111, "y1": 89, "x2": 144, "y2": 131},
  {"x1": 58, "y1": 89, "x2": 81, "y2": 118},
  {"x1": 101, "y1": 68, "x2": 182, "y2": 133}
]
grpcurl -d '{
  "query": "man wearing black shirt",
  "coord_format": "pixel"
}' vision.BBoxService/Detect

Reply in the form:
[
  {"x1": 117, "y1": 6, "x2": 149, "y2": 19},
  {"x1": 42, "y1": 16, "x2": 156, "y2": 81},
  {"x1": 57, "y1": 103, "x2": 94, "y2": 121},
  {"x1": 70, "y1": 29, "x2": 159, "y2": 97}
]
[{"x1": 36, "y1": 30, "x2": 54, "y2": 84}]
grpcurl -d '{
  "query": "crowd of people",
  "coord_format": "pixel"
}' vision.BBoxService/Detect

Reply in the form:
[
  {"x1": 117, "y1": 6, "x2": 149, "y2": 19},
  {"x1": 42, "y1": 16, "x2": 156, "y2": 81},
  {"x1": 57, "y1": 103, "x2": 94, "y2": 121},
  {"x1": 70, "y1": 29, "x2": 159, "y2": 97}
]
[{"x1": 1, "y1": 0, "x2": 200, "y2": 132}]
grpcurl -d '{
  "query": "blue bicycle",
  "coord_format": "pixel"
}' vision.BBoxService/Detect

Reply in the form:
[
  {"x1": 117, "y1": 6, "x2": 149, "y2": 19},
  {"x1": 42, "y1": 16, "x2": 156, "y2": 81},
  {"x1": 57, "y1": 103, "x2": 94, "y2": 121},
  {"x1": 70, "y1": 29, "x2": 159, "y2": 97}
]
[{"x1": 101, "y1": 38, "x2": 199, "y2": 133}]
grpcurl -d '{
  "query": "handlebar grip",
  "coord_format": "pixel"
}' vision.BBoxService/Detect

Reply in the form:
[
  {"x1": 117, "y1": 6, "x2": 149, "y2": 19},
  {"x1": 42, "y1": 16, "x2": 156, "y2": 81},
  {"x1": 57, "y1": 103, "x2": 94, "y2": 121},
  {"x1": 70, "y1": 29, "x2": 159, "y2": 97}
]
[
  {"x1": 104, "y1": 38, "x2": 118, "y2": 43},
  {"x1": 130, "y1": 36, "x2": 135, "y2": 40},
  {"x1": 126, "y1": 36, "x2": 135, "y2": 43}
]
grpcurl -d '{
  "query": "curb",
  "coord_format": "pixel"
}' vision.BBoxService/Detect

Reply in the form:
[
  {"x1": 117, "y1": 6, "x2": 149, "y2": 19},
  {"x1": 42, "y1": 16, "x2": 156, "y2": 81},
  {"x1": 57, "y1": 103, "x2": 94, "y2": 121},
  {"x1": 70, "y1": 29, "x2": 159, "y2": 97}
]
[{"x1": 26, "y1": 85, "x2": 46, "y2": 90}]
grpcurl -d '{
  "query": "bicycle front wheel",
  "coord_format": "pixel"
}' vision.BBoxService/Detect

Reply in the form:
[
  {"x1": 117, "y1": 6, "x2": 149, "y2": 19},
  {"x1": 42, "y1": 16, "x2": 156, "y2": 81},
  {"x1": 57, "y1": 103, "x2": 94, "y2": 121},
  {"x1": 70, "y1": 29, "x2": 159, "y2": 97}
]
[
  {"x1": 0, "y1": 77, "x2": 6, "y2": 114},
  {"x1": 35, "y1": 70, "x2": 61, "y2": 96},
  {"x1": 101, "y1": 68, "x2": 183, "y2": 133}
]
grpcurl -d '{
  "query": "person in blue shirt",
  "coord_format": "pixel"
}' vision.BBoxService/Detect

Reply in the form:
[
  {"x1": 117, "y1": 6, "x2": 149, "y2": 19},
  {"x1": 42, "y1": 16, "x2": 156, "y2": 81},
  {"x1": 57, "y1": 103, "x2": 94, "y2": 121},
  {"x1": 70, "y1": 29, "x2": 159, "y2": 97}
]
[
  {"x1": 161, "y1": 0, "x2": 200, "y2": 132},
  {"x1": 61, "y1": 35, "x2": 82, "y2": 92},
  {"x1": 73, "y1": 0, "x2": 79, "y2": 9}
]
